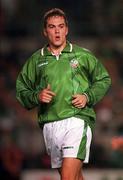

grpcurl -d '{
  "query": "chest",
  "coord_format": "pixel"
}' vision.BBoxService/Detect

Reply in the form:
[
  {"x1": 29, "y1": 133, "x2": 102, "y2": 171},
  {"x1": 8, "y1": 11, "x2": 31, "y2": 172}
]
[
  {"x1": 37, "y1": 53, "x2": 89, "y2": 90},
  {"x1": 38, "y1": 54, "x2": 75, "y2": 80}
]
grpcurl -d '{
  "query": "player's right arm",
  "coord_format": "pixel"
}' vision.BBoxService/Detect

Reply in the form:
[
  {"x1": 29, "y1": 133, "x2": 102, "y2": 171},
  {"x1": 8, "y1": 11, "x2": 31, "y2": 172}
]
[
  {"x1": 16, "y1": 52, "x2": 43, "y2": 109},
  {"x1": 16, "y1": 57, "x2": 39, "y2": 109},
  {"x1": 16, "y1": 52, "x2": 56, "y2": 109}
]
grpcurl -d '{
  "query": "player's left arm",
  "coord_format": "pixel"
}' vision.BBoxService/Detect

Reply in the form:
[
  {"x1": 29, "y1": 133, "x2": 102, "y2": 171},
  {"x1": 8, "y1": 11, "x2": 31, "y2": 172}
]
[{"x1": 84, "y1": 54, "x2": 112, "y2": 106}]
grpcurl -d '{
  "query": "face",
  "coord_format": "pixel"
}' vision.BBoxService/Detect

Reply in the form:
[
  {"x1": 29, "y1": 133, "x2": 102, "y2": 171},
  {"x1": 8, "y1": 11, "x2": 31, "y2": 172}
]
[{"x1": 44, "y1": 16, "x2": 68, "y2": 49}]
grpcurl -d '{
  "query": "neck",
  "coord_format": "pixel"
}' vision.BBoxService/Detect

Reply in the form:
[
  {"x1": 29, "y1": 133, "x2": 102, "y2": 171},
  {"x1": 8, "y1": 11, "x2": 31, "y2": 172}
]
[
  {"x1": 49, "y1": 46, "x2": 61, "y2": 56},
  {"x1": 48, "y1": 42, "x2": 67, "y2": 56}
]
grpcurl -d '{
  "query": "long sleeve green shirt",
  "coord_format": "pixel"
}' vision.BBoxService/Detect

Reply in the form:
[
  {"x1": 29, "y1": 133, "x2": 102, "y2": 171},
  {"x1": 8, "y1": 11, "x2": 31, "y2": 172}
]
[{"x1": 16, "y1": 42, "x2": 111, "y2": 130}]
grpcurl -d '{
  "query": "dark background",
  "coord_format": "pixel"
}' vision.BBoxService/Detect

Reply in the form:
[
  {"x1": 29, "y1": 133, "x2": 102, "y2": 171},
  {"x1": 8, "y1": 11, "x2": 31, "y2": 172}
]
[{"x1": 0, "y1": 0, "x2": 123, "y2": 179}]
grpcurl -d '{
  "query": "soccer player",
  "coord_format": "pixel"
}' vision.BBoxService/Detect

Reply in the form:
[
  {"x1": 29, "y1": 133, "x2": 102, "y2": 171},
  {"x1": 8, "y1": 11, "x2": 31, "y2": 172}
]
[{"x1": 16, "y1": 8, "x2": 111, "y2": 180}]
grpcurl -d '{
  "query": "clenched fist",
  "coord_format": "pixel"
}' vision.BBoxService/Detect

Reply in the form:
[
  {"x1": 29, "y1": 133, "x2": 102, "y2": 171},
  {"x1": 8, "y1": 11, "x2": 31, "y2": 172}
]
[
  {"x1": 38, "y1": 84, "x2": 56, "y2": 103},
  {"x1": 72, "y1": 94, "x2": 88, "y2": 108}
]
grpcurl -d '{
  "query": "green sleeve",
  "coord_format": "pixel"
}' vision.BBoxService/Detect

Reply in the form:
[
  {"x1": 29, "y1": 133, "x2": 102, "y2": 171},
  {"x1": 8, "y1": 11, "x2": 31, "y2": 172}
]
[
  {"x1": 16, "y1": 52, "x2": 40, "y2": 109},
  {"x1": 84, "y1": 53, "x2": 111, "y2": 106}
]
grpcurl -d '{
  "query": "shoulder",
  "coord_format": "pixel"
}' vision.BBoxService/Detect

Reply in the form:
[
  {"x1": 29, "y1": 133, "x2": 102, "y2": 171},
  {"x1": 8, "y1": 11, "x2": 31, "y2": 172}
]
[
  {"x1": 29, "y1": 49, "x2": 41, "y2": 61},
  {"x1": 25, "y1": 49, "x2": 43, "y2": 65},
  {"x1": 72, "y1": 44, "x2": 97, "y2": 61},
  {"x1": 21, "y1": 49, "x2": 42, "y2": 70},
  {"x1": 72, "y1": 44, "x2": 92, "y2": 56}
]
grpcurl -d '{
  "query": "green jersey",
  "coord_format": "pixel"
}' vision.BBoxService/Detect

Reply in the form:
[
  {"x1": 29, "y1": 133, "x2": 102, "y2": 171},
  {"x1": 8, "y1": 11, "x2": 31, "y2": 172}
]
[{"x1": 16, "y1": 42, "x2": 111, "y2": 130}]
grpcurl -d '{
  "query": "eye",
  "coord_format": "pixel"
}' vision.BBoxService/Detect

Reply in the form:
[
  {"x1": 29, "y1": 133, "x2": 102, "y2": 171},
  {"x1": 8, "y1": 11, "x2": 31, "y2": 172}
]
[
  {"x1": 48, "y1": 24, "x2": 55, "y2": 29},
  {"x1": 59, "y1": 24, "x2": 64, "y2": 28}
]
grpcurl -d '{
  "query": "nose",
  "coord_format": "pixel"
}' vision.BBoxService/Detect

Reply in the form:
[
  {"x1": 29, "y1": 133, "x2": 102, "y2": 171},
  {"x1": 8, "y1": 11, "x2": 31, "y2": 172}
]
[{"x1": 55, "y1": 27, "x2": 59, "y2": 33}]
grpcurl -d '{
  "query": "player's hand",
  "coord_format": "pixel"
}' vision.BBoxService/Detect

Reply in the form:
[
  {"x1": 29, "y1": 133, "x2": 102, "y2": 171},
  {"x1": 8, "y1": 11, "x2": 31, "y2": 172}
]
[
  {"x1": 38, "y1": 84, "x2": 56, "y2": 103},
  {"x1": 72, "y1": 94, "x2": 87, "y2": 108}
]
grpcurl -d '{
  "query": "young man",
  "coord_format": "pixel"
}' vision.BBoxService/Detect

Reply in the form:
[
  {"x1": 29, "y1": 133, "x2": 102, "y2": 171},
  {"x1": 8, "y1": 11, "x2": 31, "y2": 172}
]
[{"x1": 16, "y1": 8, "x2": 111, "y2": 180}]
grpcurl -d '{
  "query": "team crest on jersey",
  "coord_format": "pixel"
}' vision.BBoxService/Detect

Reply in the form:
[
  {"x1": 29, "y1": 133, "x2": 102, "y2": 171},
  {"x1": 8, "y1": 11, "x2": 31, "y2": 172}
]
[{"x1": 70, "y1": 59, "x2": 79, "y2": 68}]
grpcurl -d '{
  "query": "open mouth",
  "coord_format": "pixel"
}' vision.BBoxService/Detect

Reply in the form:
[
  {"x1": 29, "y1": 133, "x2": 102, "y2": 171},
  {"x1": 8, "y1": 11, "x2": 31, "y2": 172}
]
[{"x1": 55, "y1": 36, "x2": 60, "y2": 40}]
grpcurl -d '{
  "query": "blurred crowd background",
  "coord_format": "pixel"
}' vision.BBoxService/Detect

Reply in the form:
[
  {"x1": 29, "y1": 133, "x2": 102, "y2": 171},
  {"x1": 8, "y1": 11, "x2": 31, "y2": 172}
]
[{"x1": 0, "y1": 0, "x2": 123, "y2": 180}]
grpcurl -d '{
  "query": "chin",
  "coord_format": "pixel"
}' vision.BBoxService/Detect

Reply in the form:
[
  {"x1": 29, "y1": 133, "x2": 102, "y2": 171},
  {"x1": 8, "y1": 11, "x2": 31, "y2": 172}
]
[{"x1": 54, "y1": 42, "x2": 62, "y2": 47}]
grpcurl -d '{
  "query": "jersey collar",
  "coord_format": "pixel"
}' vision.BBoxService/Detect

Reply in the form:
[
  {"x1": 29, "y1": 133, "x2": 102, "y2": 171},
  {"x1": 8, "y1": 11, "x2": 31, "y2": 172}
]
[{"x1": 40, "y1": 41, "x2": 73, "y2": 56}]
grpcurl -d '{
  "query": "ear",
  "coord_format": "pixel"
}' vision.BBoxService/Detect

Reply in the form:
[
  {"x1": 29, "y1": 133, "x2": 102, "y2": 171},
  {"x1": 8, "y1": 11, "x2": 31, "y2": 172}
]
[
  {"x1": 65, "y1": 27, "x2": 68, "y2": 36},
  {"x1": 43, "y1": 29, "x2": 47, "y2": 37}
]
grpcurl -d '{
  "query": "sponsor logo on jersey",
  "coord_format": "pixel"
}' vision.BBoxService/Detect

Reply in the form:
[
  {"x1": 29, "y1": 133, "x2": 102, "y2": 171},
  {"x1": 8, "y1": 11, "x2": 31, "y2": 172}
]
[
  {"x1": 70, "y1": 59, "x2": 79, "y2": 68},
  {"x1": 38, "y1": 62, "x2": 48, "y2": 67}
]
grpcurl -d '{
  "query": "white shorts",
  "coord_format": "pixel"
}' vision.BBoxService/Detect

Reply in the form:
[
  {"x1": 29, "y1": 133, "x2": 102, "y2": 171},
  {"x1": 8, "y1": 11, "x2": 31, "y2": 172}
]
[{"x1": 43, "y1": 117, "x2": 92, "y2": 168}]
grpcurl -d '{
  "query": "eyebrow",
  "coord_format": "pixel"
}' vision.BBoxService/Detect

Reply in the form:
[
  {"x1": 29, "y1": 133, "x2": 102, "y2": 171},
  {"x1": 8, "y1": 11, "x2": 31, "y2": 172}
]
[{"x1": 47, "y1": 23, "x2": 65, "y2": 27}]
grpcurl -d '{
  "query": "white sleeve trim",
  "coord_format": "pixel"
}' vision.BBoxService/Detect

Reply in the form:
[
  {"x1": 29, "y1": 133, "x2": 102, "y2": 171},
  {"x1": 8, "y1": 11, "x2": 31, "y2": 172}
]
[{"x1": 83, "y1": 93, "x2": 89, "y2": 103}]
